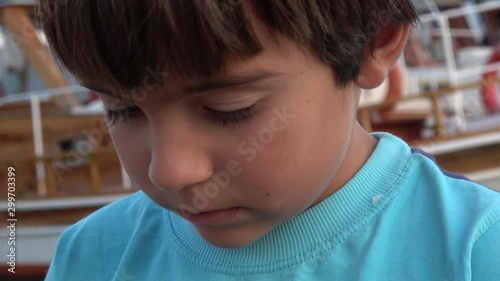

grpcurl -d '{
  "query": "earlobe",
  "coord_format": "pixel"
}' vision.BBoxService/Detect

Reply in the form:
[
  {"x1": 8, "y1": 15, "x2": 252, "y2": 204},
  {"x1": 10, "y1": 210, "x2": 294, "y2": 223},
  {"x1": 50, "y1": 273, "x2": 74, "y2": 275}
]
[{"x1": 356, "y1": 24, "x2": 410, "y2": 90}]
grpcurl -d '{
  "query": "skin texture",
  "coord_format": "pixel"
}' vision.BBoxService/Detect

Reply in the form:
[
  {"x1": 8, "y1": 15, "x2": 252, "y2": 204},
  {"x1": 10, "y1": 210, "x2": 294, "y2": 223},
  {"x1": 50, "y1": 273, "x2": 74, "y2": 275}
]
[{"x1": 96, "y1": 11, "x2": 409, "y2": 248}]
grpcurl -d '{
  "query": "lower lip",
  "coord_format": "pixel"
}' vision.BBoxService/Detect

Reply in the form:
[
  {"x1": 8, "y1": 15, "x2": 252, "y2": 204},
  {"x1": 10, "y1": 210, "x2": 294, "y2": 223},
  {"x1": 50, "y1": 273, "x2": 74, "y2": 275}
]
[{"x1": 181, "y1": 207, "x2": 242, "y2": 224}]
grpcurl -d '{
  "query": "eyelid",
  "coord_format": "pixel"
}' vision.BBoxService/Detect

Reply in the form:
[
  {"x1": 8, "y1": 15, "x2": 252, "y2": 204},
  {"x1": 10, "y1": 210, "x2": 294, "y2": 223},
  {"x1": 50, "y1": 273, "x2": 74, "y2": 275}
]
[
  {"x1": 202, "y1": 95, "x2": 262, "y2": 111},
  {"x1": 206, "y1": 102, "x2": 257, "y2": 112},
  {"x1": 202, "y1": 92, "x2": 263, "y2": 103}
]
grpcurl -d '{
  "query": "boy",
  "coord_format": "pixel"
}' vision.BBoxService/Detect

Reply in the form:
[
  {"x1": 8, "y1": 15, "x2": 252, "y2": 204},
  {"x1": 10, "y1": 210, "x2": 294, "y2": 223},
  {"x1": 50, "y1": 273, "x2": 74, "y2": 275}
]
[{"x1": 39, "y1": 0, "x2": 500, "y2": 280}]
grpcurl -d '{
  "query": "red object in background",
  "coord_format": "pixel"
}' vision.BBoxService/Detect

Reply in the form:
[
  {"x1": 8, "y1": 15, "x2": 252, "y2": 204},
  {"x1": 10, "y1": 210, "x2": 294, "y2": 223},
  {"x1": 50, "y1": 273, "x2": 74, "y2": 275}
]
[
  {"x1": 0, "y1": 265, "x2": 48, "y2": 281},
  {"x1": 481, "y1": 47, "x2": 500, "y2": 115},
  {"x1": 87, "y1": 91, "x2": 100, "y2": 104}
]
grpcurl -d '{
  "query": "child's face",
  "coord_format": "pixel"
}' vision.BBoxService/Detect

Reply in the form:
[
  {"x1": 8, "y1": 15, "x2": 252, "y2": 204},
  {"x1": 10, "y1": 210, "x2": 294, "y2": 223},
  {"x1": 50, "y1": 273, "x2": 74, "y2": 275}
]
[{"x1": 98, "y1": 19, "x2": 365, "y2": 248}]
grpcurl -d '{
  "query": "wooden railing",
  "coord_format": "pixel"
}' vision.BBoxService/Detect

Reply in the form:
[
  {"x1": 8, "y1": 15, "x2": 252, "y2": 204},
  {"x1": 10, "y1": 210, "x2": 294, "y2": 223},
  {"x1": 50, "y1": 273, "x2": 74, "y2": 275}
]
[
  {"x1": 0, "y1": 4, "x2": 80, "y2": 109},
  {"x1": 0, "y1": 98, "x2": 135, "y2": 199},
  {"x1": 358, "y1": 77, "x2": 500, "y2": 141},
  {"x1": 0, "y1": 146, "x2": 134, "y2": 199}
]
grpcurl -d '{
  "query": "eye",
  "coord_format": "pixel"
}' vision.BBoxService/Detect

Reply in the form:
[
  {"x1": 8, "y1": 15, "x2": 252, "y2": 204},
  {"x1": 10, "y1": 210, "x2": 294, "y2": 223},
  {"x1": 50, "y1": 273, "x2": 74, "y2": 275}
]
[
  {"x1": 104, "y1": 105, "x2": 143, "y2": 126},
  {"x1": 205, "y1": 106, "x2": 257, "y2": 127}
]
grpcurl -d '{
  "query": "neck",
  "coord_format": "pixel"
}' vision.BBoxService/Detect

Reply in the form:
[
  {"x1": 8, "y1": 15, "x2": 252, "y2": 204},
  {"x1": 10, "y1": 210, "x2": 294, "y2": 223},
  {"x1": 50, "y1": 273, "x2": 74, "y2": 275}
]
[{"x1": 312, "y1": 122, "x2": 378, "y2": 206}]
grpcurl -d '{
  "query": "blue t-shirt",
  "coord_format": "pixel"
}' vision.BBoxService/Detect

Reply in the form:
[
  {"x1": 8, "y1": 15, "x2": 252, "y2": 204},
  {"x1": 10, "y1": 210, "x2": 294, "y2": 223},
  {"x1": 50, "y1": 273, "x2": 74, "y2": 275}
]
[{"x1": 45, "y1": 133, "x2": 500, "y2": 280}]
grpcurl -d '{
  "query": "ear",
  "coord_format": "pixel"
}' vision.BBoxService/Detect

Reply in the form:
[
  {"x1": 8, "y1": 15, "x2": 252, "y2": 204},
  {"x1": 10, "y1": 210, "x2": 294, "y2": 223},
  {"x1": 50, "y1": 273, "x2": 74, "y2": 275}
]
[{"x1": 356, "y1": 23, "x2": 410, "y2": 90}]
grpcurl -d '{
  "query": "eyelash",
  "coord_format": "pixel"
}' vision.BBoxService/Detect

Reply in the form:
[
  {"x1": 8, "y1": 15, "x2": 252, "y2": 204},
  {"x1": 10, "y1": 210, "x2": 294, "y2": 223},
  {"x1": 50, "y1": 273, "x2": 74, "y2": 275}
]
[
  {"x1": 104, "y1": 106, "x2": 142, "y2": 126},
  {"x1": 205, "y1": 106, "x2": 257, "y2": 127},
  {"x1": 104, "y1": 105, "x2": 257, "y2": 127}
]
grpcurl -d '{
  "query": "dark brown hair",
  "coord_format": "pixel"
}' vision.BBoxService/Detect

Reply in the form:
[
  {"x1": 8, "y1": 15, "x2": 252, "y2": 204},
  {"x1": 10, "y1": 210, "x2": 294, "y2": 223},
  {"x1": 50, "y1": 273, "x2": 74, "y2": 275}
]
[{"x1": 38, "y1": 0, "x2": 418, "y2": 95}]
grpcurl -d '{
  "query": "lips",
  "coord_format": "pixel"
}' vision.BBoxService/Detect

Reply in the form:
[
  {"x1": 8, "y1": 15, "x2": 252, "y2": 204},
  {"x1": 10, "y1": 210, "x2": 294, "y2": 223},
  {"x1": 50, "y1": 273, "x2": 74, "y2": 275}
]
[{"x1": 178, "y1": 207, "x2": 242, "y2": 224}]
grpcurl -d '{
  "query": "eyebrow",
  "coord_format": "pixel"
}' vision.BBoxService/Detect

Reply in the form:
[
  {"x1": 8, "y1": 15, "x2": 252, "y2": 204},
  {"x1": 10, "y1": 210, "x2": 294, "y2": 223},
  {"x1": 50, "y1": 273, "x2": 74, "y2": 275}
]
[
  {"x1": 182, "y1": 70, "x2": 283, "y2": 94},
  {"x1": 82, "y1": 70, "x2": 283, "y2": 99}
]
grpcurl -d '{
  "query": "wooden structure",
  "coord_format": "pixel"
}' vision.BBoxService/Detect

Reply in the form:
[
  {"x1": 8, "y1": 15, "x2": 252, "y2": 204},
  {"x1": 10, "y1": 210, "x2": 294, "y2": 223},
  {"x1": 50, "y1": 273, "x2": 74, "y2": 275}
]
[
  {"x1": 0, "y1": 0, "x2": 127, "y2": 200},
  {"x1": 358, "y1": 77, "x2": 500, "y2": 179},
  {"x1": 0, "y1": 99, "x2": 131, "y2": 198},
  {"x1": 0, "y1": 0, "x2": 79, "y2": 109},
  {"x1": 0, "y1": 4, "x2": 134, "y2": 274}
]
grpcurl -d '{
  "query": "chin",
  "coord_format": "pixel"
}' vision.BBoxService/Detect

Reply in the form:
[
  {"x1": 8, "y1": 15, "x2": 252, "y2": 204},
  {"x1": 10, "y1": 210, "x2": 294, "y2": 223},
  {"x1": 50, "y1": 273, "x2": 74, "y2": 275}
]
[
  {"x1": 201, "y1": 232, "x2": 259, "y2": 249},
  {"x1": 196, "y1": 226, "x2": 266, "y2": 249},
  {"x1": 207, "y1": 238, "x2": 253, "y2": 249}
]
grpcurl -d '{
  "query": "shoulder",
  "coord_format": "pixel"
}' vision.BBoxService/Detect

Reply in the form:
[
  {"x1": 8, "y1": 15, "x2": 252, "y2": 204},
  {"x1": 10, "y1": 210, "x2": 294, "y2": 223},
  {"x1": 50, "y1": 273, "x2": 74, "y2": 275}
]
[
  {"x1": 407, "y1": 147, "x2": 500, "y2": 278},
  {"x1": 408, "y1": 147, "x2": 500, "y2": 212},
  {"x1": 45, "y1": 192, "x2": 169, "y2": 280},
  {"x1": 471, "y1": 217, "x2": 500, "y2": 280},
  {"x1": 369, "y1": 133, "x2": 500, "y2": 220},
  {"x1": 65, "y1": 191, "x2": 163, "y2": 235},
  {"x1": 61, "y1": 191, "x2": 167, "y2": 246},
  {"x1": 368, "y1": 136, "x2": 500, "y2": 279}
]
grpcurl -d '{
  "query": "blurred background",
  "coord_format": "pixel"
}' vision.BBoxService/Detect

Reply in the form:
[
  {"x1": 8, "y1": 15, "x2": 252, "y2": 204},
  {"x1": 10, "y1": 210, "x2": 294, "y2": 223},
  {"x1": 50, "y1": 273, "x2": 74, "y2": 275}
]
[{"x1": 0, "y1": 0, "x2": 499, "y2": 280}]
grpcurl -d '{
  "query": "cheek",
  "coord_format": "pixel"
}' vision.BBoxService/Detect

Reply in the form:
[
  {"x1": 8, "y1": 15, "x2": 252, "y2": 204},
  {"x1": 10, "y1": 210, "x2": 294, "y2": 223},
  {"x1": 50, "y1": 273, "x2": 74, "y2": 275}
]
[
  {"x1": 111, "y1": 129, "x2": 176, "y2": 208},
  {"x1": 109, "y1": 127, "x2": 151, "y2": 185},
  {"x1": 229, "y1": 98, "x2": 351, "y2": 210}
]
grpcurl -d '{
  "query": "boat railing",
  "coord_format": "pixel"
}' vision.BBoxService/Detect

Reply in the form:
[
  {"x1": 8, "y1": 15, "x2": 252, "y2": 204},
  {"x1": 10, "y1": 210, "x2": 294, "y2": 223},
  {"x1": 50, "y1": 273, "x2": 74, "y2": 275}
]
[
  {"x1": 0, "y1": 87, "x2": 135, "y2": 199},
  {"x1": 420, "y1": 1, "x2": 500, "y2": 22},
  {"x1": 358, "y1": 76, "x2": 500, "y2": 141},
  {"x1": 407, "y1": 1, "x2": 500, "y2": 132},
  {"x1": 0, "y1": 85, "x2": 85, "y2": 107}
]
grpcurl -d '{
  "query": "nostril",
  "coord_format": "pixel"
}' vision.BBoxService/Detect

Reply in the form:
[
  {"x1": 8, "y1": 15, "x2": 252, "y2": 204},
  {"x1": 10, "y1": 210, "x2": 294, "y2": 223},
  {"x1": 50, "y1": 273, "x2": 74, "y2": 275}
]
[{"x1": 152, "y1": 179, "x2": 187, "y2": 192}]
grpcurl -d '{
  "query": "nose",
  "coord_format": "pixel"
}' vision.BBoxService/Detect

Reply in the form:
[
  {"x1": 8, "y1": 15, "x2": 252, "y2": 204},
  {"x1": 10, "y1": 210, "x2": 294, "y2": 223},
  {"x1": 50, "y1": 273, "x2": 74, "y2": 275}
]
[{"x1": 147, "y1": 119, "x2": 213, "y2": 191}]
